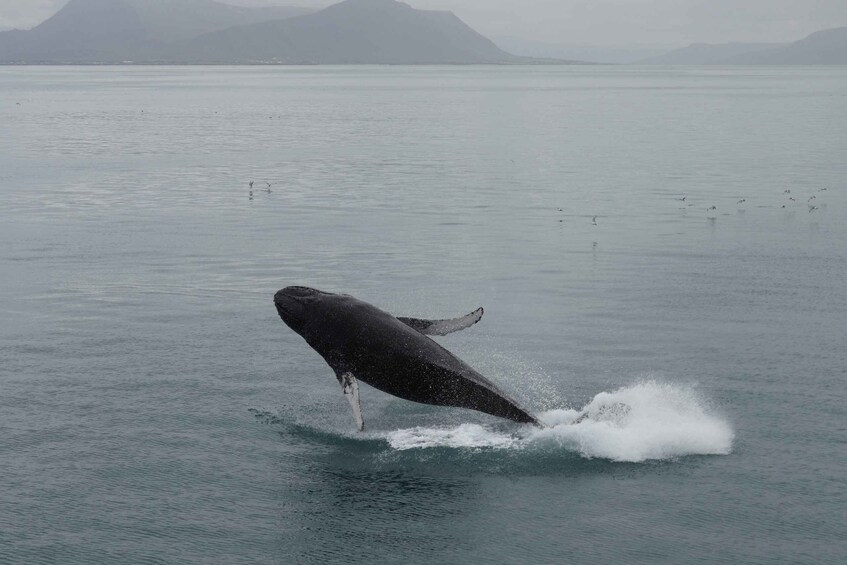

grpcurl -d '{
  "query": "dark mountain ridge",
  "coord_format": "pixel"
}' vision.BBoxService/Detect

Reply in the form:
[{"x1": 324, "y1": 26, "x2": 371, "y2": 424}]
[
  {"x1": 0, "y1": 0, "x2": 151, "y2": 63},
  {"x1": 124, "y1": 0, "x2": 313, "y2": 43},
  {"x1": 0, "y1": 0, "x2": 312, "y2": 63},
  {"x1": 165, "y1": 0, "x2": 516, "y2": 64}
]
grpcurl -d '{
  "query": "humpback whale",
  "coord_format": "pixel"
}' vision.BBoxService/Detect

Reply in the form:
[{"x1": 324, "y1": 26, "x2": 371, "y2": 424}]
[{"x1": 274, "y1": 286, "x2": 543, "y2": 430}]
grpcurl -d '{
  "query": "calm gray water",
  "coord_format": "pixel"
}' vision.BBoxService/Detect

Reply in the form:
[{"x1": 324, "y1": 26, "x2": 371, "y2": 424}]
[{"x1": 1, "y1": 66, "x2": 846, "y2": 564}]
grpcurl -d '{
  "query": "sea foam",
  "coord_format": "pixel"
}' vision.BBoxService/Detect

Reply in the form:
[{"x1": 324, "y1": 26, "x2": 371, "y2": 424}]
[{"x1": 385, "y1": 381, "x2": 734, "y2": 462}]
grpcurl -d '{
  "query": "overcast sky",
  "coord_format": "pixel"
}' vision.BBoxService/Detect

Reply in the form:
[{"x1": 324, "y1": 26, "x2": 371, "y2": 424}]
[{"x1": 2, "y1": 0, "x2": 846, "y2": 46}]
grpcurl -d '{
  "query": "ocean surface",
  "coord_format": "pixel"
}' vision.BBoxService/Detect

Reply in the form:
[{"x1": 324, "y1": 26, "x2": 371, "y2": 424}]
[{"x1": 1, "y1": 66, "x2": 845, "y2": 564}]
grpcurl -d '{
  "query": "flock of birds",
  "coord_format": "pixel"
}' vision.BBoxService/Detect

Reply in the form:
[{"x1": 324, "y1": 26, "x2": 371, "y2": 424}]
[
  {"x1": 245, "y1": 176, "x2": 831, "y2": 223},
  {"x1": 247, "y1": 180, "x2": 273, "y2": 200},
  {"x1": 688, "y1": 186, "x2": 829, "y2": 217},
  {"x1": 555, "y1": 208, "x2": 599, "y2": 226},
  {"x1": 553, "y1": 186, "x2": 831, "y2": 227}
]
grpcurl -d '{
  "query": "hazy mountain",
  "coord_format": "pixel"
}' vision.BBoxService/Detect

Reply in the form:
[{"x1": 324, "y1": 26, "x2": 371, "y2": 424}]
[
  {"x1": 125, "y1": 0, "x2": 313, "y2": 43},
  {"x1": 639, "y1": 27, "x2": 847, "y2": 65},
  {"x1": 0, "y1": 0, "x2": 151, "y2": 63},
  {"x1": 165, "y1": 0, "x2": 518, "y2": 64},
  {"x1": 494, "y1": 36, "x2": 667, "y2": 65},
  {"x1": 0, "y1": 0, "x2": 312, "y2": 63},
  {"x1": 0, "y1": 0, "x2": 524, "y2": 64},
  {"x1": 725, "y1": 27, "x2": 847, "y2": 64},
  {"x1": 638, "y1": 42, "x2": 785, "y2": 65}
]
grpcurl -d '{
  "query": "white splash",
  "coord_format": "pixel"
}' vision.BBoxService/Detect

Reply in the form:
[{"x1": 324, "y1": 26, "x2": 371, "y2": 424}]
[
  {"x1": 387, "y1": 423, "x2": 517, "y2": 450},
  {"x1": 385, "y1": 381, "x2": 734, "y2": 462}
]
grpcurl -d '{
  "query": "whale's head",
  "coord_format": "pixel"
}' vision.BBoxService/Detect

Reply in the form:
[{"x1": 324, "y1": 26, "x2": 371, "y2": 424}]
[
  {"x1": 273, "y1": 286, "x2": 333, "y2": 335},
  {"x1": 274, "y1": 286, "x2": 377, "y2": 370}
]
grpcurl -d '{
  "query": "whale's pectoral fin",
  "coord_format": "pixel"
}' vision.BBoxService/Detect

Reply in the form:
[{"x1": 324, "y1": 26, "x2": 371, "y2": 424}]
[
  {"x1": 339, "y1": 372, "x2": 364, "y2": 431},
  {"x1": 397, "y1": 307, "x2": 484, "y2": 336}
]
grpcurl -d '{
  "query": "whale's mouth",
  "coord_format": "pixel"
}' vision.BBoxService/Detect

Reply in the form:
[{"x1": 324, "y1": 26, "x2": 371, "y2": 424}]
[
  {"x1": 274, "y1": 286, "x2": 336, "y2": 333},
  {"x1": 274, "y1": 299, "x2": 297, "y2": 320},
  {"x1": 274, "y1": 288, "x2": 310, "y2": 331}
]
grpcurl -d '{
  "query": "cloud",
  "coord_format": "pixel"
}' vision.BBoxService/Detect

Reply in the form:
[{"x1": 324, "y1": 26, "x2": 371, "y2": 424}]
[{"x1": 0, "y1": 0, "x2": 66, "y2": 30}]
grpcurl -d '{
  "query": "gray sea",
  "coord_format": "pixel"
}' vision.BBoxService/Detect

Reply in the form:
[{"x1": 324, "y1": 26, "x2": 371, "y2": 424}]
[{"x1": 1, "y1": 66, "x2": 845, "y2": 564}]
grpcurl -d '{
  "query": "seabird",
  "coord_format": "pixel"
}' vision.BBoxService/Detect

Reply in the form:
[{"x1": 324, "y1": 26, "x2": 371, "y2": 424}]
[
  {"x1": 592, "y1": 216, "x2": 598, "y2": 226},
  {"x1": 249, "y1": 181, "x2": 254, "y2": 189},
  {"x1": 808, "y1": 195, "x2": 816, "y2": 202},
  {"x1": 808, "y1": 206, "x2": 819, "y2": 213},
  {"x1": 737, "y1": 199, "x2": 746, "y2": 205}
]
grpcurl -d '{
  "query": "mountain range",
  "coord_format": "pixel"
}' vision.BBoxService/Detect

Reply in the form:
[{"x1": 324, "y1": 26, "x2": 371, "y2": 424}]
[
  {"x1": 2, "y1": 0, "x2": 845, "y2": 66},
  {"x1": 640, "y1": 27, "x2": 847, "y2": 65},
  {"x1": 164, "y1": 0, "x2": 518, "y2": 64},
  {"x1": 0, "y1": 0, "x2": 526, "y2": 64}
]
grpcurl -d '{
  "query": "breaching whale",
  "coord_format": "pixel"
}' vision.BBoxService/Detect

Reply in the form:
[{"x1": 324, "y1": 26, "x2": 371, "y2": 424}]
[{"x1": 274, "y1": 286, "x2": 544, "y2": 430}]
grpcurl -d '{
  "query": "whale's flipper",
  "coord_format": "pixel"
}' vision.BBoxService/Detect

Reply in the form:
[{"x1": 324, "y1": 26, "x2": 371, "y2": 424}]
[
  {"x1": 397, "y1": 307, "x2": 484, "y2": 336},
  {"x1": 340, "y1": 372, "x2": 364, "y2": 431}
]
